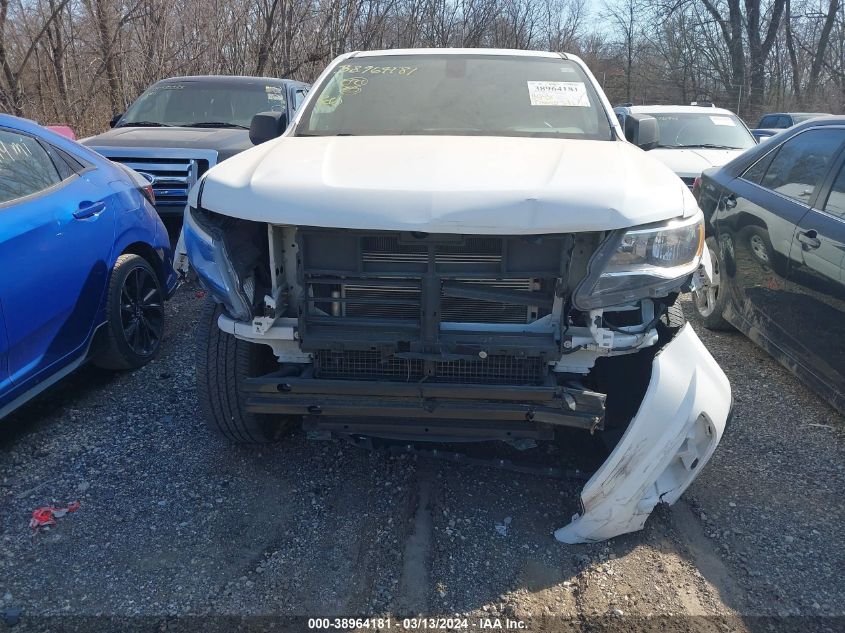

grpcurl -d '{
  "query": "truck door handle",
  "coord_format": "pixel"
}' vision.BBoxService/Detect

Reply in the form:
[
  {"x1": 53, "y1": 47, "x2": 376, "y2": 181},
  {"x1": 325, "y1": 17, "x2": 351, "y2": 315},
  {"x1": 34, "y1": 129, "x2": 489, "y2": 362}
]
[
  {"x1": 797, "y1": 229, "x2": 821, "y2": 250},
  {"x1": 73, "y1": 200, "x2": 107, "y2": 219}
]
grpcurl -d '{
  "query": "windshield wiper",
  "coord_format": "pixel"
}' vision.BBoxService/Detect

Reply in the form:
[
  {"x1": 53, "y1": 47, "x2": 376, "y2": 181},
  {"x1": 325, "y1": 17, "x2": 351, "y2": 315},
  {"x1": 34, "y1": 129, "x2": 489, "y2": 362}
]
[
  {"x1": 295, "y1": 132, "x2": 357, "y2": 137},
  {"x1": 117, "y1": 121, "x2": 173, "y2": 128},
  {"x1": 184, "y1": 122, "x2": 249, "y2": 129},
  {"x1": 671, "y1": 143, "x2": 744, "y2": 150}
]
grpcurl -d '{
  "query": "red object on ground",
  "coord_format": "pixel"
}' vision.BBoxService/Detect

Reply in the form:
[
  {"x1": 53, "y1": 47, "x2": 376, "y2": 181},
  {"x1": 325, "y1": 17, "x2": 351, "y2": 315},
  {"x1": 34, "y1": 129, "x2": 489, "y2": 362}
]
[
  {"x1": 45, "y1": 125, "x2": 77, "y2": 140},
  {"x1": 29, "y1": 501, "x2": 81, "y2": 529},
  {"x1": 195, "y1": 290, "x2": 206, "y2": 299}
]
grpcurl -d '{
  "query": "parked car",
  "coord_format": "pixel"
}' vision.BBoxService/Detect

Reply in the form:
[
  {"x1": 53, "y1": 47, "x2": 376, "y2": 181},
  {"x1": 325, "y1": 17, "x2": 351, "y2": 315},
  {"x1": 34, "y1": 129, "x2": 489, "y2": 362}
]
[
  {"x1": 0, "y1": 114, "x2": 178, "y2": 420},
  {"x1": 693, "y1": 115, "x2": 845, "y2": 413},
  {"x1": 45, "y1": 125, "x2": 76, "y2": 140},
  {"x1": 751, "y1": 112, "x2": 830, "y2": 142},
  {"x1": 184, "y1": 49, "x2": 732, "y2": 544},
  {"x1": 614, "y1": 104, "x2": 756, "y2": 191},
  {"x1": 81, "y1": 75, "x2": 310, "y2": 220}
]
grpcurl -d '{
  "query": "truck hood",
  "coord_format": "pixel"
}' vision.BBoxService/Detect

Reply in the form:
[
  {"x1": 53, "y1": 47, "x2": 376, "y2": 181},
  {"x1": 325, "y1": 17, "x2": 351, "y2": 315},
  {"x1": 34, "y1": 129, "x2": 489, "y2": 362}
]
[
  {"x1": 196, "y1": 136, "x2": 697, "y2": 234},
  {"x1": 647, "y1": 147, "x2": 744, "y2": 180},
  {"x1": 82, "y1": 126, "x2": 253, "y2": 159}
]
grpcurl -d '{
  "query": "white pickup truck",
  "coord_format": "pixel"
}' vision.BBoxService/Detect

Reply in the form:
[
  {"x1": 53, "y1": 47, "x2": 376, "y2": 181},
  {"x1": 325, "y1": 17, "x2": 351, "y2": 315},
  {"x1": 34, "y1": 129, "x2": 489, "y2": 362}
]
[{"x1": 183, "y1": 48, "x2": 732, "y2": 543}]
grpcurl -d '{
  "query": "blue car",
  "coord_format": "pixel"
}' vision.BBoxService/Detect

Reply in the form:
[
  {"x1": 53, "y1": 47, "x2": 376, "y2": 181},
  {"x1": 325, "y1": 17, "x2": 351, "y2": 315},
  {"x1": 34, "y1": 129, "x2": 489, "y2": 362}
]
[{"x1": 0, "y1": 115, "x2": 178, "y2": 419}]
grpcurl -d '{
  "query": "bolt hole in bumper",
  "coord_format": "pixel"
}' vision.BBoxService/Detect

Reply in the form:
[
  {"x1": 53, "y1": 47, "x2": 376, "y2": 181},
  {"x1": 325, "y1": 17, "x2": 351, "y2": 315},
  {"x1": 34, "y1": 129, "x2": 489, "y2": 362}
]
[{"x1": 554, "y1": 323, "x2": 731, "y2": 543}]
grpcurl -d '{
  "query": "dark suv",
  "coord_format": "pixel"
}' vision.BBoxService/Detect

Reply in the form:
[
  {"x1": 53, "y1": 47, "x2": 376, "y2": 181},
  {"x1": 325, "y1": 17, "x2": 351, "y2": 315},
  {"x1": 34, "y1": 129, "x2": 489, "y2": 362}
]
[{"x1": 82, "y1": 75, "x2": 309, "y2": 218}]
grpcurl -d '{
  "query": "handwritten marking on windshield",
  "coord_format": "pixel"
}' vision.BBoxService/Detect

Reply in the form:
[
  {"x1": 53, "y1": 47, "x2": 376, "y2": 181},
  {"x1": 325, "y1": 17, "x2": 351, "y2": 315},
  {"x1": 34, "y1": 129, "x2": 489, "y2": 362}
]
[
  {"x1": 340, "y1": 77, "x2": 368, "y2": 95},
  {"x1": 339, "y1": 65, "x2": 418, "y2": 75}
]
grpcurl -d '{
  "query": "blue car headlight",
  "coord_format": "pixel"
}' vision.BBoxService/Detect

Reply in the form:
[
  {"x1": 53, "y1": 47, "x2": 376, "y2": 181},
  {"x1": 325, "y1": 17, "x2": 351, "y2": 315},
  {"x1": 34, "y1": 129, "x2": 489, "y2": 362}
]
[{"x1": 183, "y1": 206, "x2": 252, "y2": 320}]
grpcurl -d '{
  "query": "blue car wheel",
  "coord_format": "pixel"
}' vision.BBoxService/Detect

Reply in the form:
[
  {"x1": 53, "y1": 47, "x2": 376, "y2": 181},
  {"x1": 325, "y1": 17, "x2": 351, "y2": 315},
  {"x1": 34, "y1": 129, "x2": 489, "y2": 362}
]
[{"x1": 93, "y1": 254, "x2": 165, "y2": 370}]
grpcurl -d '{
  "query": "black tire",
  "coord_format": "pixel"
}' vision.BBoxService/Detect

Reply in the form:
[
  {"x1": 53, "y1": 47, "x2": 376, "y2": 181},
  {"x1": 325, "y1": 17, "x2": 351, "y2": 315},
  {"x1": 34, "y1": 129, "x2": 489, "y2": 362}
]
[
  {"x1": 692, "y1": 237, "x2": 732, "y2": 331},
  {"x1": 196, "y1": 299, "x2": 295, "y2": 443},
  {"x1": 93, "y1": 254, "x2": 165, "y2": 370}
]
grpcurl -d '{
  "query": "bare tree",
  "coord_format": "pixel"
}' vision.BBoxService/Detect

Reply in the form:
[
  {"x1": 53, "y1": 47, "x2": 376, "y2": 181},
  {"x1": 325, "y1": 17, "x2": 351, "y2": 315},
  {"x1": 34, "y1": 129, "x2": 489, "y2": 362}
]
[{"x1": 1, "y1": 0, "x2": 841, "y2": 133}]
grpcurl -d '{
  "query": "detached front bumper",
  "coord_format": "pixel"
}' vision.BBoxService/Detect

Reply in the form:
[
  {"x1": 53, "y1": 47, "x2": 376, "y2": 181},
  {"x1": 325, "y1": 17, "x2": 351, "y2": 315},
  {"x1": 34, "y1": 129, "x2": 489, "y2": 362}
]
[{"x1": 555, "y1": 323, "x2": 731, "y2": 543}]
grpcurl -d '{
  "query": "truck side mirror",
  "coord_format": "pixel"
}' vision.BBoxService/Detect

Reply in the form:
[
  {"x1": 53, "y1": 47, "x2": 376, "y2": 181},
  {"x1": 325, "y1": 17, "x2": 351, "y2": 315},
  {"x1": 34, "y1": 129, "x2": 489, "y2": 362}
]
[
  {"x1": 250, "y1": 111, "x2": 288, "y2": 145},
  {"x1": 109, "y1": 113, "x2": 123, "y2": 128},
  {"x1": 624, "y1": 114, "x2": 659, "y2": 150}
]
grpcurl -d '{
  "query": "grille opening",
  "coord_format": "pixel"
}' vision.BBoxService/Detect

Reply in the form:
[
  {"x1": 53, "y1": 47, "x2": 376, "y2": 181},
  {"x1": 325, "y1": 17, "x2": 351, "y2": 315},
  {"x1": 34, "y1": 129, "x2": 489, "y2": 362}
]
[
  {"x1": 315, "y1": 350, "x2": 545, "y2": 385},
  {"x1": 299, "y1": 231, "x2": 569, "y2": 352},
  {"x1": 102, "y1": 156, "x2": 209, "y2": 208},
  {"x1": 306, "y1": 277, "x2": 547, "y2": 324}
]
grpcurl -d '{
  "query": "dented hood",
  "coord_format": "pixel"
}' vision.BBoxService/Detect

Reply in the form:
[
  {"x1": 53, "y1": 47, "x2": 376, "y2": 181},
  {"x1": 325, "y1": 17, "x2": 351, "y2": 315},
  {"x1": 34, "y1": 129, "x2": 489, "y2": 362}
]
[{"x1": 196, "y1": 135, "x2": 696, "y2": 234}]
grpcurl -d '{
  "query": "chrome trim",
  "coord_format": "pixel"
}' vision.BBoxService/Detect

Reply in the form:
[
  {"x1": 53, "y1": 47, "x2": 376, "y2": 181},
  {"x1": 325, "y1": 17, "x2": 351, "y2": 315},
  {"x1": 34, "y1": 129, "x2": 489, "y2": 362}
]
[{"x1": 87, "y1": 146, "x2": 217, "y2": 209}]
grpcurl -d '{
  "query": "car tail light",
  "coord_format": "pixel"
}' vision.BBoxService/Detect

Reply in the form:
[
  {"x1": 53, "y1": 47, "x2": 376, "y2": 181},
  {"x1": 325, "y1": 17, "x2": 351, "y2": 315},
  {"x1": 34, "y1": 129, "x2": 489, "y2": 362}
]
[
  {"x1": 115, "y1": 162, "x2": 157, "y2": 206},
  {"x1": 140, "y1": 183, "x2": 156, "y2": 205},
  {"x1": 692, "y1": 176, "x2": 701, "y2": 201}
]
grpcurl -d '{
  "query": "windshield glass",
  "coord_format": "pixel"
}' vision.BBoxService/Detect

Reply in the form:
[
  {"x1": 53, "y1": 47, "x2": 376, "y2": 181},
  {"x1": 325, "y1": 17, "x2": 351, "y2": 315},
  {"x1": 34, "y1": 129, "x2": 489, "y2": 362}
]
[
  {"x1": 792, "y1": 113, "x2": 827, "y2": 124},
  {"x1": 651, "y1": 112, "x2": 755, "y2": 149},
  {"x1": 296, "y1": 54, "x2": 613, "y2": 140},
  {"x1": 119, "y1": 80, "x2": 286, "y2": 128}
]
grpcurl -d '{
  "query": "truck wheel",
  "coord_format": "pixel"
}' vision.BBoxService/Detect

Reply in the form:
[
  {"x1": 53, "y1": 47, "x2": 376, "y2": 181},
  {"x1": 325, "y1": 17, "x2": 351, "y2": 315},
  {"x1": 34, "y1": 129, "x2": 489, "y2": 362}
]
[
  {"x1": 196, "y1": 300, "x2": 295, "y2": 443},
  {"x1": 692, "y1": 237, "x2": 732, "y2": 330},
  {"x1": 93, "y1": 254, "x2": 164, "y2": 370}
]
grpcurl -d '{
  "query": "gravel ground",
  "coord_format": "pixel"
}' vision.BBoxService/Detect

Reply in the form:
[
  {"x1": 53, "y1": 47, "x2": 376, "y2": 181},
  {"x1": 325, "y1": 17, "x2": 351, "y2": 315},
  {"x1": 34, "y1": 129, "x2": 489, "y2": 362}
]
[{"x1": 0, "y1": 287, "x2": 842, "y2": 632}]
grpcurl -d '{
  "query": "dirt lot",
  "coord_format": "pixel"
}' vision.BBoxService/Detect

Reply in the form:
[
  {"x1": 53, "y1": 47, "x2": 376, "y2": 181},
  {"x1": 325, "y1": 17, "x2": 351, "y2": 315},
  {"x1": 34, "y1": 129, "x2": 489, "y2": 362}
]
[{"x1": 0, "y1": 286, "x2": 843, "y2": 632}]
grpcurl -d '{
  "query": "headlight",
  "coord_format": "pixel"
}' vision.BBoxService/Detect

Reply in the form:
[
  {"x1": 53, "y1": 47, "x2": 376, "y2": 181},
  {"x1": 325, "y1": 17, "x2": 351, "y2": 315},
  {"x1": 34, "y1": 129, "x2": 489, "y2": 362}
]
[
  {"x1": 183, "y1": 206, "x2": 252, "y2": 320},
  {"x1": 574, "y1": 212, "x2": 704, "y2": 309}
]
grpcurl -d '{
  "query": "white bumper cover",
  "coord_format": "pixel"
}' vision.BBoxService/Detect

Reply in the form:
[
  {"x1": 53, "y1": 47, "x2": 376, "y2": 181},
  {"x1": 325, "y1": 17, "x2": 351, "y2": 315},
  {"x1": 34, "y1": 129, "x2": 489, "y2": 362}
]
[{"x1": 555, "y1": 323, "x2": 731, "y2": 543}]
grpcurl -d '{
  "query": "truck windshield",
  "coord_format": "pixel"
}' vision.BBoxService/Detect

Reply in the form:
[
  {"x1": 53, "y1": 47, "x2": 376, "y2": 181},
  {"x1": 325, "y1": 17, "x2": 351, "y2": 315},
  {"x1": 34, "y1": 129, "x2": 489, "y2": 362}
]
[
  {"x1": 295, "y1": 54, "x2": 613, "y2": 140},
  {"x1": 119, "y1": 80, "x2": 286, "y2": 128},
  {"x1": 651, "y1": 113, "x2": 755, "y2": 150}
]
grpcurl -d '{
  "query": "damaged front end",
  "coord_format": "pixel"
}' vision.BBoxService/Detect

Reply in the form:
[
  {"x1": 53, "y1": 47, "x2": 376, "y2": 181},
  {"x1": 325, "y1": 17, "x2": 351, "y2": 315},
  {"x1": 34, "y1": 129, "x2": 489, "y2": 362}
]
[{"x1": 184, "y1": 205, "x2": 730, "y2": 542}]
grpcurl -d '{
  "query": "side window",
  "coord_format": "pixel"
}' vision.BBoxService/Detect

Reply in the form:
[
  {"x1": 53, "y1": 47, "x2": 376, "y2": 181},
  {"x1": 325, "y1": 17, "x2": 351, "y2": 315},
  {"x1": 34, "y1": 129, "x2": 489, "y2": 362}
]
[
  {"x1": 42, "y1": 144, "x2": 80, "y2": 180},
  {"x1": 775, "y1": 116, "x2": 791, "y2": 129},
  {"x1": 824, "y1": 162, "x2": 845, "y2": 220},
  {"x1": 294, "y1": 89, "x2": 308, "y2": 110},
  {"x1": 742, "y1": 156, "x2": 770, "y2": 184},
  {"x1": 0, "y1": 130, "x2": 62, "y2": 205},
  {"x1": 758, "y1": 129, "x2": 845, "y2": 203},
  {"x1": 758, "y1": 115, "x2": 777, "y2": 128}
]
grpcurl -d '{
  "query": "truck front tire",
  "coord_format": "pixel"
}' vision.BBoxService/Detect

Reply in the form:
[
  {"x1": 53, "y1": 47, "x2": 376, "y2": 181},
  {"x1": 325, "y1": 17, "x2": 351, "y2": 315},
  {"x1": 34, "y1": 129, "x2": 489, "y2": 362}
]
[{"x1": 196, "y1": 300, "x2": 295, "y2": 443}]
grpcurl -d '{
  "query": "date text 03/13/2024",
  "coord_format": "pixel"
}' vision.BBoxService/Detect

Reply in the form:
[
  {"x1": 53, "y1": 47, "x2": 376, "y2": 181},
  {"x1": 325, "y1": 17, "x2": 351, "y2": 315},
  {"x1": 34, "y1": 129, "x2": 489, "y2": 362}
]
[{"x1": 308, "y1": 617, "x2": 528, "y2": 630}]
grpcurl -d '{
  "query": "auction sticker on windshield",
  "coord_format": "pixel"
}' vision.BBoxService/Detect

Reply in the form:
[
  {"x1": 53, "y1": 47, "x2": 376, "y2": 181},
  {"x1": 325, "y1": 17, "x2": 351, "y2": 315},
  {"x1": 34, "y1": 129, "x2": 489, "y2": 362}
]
[
  {"x1": 710, "y1": 116, "x2": 736, "y2": 126},
  {"x1": 527, "y1": 81, "x2": 589, "y2": 107}
]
